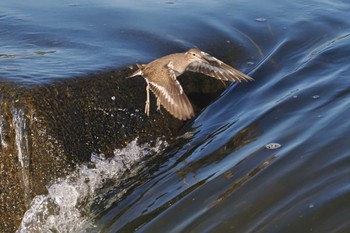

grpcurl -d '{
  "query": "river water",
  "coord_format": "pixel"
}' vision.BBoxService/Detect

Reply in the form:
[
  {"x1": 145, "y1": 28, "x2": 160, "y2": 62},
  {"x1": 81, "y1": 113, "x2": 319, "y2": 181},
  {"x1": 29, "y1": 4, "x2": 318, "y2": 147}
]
[{"x1": 1, "y1": 0, "x2": 349, "y2": 232}]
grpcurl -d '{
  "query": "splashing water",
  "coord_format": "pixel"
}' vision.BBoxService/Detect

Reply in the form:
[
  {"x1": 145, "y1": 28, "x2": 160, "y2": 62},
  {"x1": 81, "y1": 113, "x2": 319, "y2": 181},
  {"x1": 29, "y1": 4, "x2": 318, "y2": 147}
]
[
  {"x1": 12, "y1": 108, "x2": 31, "y2": 207},
  {"x1": 16, "y1": 138, "x2": 168, "y2": 233}
]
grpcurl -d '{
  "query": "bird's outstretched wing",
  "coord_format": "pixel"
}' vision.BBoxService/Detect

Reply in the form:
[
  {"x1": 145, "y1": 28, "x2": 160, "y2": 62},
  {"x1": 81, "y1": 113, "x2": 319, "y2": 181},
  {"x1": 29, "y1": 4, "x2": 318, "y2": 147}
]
[
  {"x1": 146, "y1": 66, "x2": 194, "y2": 120},
  {"x1": 186, "y1": 54, "x2": 253, "y2": 82}
]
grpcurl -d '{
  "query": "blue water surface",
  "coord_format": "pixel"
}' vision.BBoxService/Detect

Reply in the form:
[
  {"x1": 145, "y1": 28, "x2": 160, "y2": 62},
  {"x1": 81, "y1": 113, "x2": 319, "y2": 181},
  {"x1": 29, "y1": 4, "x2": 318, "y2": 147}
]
[{"x1": 4, "y1": 0, "x2": 350, "y2": 232}]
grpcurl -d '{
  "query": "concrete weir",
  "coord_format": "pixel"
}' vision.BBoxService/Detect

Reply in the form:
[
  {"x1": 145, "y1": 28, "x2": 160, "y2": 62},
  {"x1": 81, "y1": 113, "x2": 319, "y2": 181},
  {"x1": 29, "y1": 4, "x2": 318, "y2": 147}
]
[{"x1": 0, "y1": 68, "x2": 224, "y2": 232}]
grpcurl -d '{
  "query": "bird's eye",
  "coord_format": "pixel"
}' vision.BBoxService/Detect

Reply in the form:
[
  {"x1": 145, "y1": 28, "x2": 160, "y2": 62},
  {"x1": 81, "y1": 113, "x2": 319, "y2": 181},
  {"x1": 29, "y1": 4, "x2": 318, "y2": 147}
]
[{"x1": 192, "y1": 53, "x2": 196, "y2": 56}]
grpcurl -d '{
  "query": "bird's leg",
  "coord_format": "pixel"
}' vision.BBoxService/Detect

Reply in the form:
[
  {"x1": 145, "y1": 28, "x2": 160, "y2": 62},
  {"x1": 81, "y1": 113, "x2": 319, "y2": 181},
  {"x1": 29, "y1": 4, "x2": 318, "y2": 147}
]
[
  {"x1": 145, "y1": 84, "x2": 150, "y2": 116},
  {"x1": 156, "y1": 98, "x2": 161, "y2": 111}
]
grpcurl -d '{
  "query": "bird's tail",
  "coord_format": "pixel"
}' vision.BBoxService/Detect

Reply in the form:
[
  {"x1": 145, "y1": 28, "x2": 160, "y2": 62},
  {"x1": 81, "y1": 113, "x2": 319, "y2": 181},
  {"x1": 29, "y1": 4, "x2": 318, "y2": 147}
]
[{"x1": 128, "y1": 64, "x2": 145, "y2": 78}]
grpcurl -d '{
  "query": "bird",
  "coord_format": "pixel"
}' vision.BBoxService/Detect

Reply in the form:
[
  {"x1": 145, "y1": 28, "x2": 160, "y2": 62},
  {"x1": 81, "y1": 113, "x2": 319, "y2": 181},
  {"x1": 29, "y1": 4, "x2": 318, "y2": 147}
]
[{"x1": 129, "y1": 48, "x2": 253, "y2": 120}]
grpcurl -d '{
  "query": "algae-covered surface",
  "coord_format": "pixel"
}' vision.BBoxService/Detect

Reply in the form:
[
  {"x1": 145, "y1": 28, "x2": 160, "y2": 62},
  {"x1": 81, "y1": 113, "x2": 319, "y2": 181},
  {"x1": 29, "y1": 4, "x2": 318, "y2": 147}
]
[{"x1": 0, "y1": 67, "x2": 224, "y2": 232}]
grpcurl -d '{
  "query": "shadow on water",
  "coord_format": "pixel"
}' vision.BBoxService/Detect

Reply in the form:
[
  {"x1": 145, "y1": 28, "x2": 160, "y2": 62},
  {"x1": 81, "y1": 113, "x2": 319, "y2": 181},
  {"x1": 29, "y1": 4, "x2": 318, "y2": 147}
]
[{"x1": 1, "y1": 0, "x2": 350, "y2": 232}]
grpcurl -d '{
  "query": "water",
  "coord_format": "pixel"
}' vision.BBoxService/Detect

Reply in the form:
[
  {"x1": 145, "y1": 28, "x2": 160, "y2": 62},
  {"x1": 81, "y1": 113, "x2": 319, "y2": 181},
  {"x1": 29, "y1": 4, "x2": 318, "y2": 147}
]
[
  {"x1": 17, "y1": 138, "x2": 168, "y2": 232},
  {"x1": 12, "y1": 108, "x2": 31, "y2": 207},
  {"x1": 1, "y1": 0, "x2": 349, "y2": 232},
  {"x1": 0, "y1": 0, "x2": 249, "y2": 84}
]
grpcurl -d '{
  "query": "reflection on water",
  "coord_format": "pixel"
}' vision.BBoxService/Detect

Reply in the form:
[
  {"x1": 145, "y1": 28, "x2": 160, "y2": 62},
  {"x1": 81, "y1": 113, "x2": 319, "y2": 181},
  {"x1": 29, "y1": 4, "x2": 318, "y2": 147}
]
[{"x1": 3, "y1": 0, "x2": 350, "y2": 231}]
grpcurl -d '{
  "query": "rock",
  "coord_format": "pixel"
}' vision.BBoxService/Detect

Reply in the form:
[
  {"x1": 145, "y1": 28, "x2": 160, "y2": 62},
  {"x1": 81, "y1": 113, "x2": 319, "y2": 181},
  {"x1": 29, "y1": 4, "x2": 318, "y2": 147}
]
[{"x1": 0, "y1": 67, "x2": 225, "y2": 232}]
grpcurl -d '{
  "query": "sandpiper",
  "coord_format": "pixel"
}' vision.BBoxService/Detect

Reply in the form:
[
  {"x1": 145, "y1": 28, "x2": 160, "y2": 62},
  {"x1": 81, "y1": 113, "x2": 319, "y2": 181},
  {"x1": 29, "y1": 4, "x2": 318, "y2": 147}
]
[{"x1": 129, "y1": 48, "x2": 253, "y2": 120}]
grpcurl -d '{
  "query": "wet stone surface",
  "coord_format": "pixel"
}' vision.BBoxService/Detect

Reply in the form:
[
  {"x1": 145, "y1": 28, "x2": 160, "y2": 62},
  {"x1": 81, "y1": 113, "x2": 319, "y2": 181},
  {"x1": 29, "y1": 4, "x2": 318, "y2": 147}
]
[{"x1": 0, "y1": 67, "x2": 225, "y2": 232}]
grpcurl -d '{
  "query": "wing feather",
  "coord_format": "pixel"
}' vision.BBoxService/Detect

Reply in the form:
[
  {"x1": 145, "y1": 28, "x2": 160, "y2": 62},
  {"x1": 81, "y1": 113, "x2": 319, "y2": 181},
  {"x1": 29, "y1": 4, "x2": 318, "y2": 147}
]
[
  {"x1": 186, "y1": 60, "x2": 254, "y2": 82},
  {"x1": 147, "y1": 68, "x2": 194, "y2": 120}
]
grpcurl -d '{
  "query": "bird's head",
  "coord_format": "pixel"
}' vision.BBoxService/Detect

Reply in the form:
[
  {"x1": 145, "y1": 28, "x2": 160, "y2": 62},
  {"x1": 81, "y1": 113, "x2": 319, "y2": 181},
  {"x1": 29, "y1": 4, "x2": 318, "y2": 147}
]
[
  {"x1": 185, "y1": 48, "x2": 210, "y2": 63},
  {"x1": 185, "y1": 48, "x2": 223, "y2": 66},
  {"x1": 185, "y1": 48, "x2": 213, "y2": 63}
]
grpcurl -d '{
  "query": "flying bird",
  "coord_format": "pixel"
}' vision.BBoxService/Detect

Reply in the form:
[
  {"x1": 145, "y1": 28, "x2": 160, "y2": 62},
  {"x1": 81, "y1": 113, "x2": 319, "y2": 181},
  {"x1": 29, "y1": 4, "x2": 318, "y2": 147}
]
[{"x1": 129, "y1": 48, "x2": 253, "y2": 120}]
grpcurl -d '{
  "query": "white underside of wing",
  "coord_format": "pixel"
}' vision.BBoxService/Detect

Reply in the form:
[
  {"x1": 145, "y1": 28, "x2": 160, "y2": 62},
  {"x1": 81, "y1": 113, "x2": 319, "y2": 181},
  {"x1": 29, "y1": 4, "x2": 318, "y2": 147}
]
[{"x1": 148, "y1": 80, "x2": 177, "y2": 106}]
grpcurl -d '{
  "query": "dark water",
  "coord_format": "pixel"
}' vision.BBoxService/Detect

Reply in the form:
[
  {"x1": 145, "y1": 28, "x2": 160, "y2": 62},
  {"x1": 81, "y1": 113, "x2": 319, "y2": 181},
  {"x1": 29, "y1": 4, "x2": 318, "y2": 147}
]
[
  {"x1": 6, "y1": 0, "x2": 350, "y2": 232},
  {"x1": 0, "y1": 0, "x2": 251, "y2": 84}
]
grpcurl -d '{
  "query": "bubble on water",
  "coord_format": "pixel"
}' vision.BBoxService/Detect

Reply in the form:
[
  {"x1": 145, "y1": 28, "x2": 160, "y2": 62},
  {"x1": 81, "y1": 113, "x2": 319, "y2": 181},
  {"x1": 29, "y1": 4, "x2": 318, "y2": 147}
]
[
  {"x1": 255, "y1": 17, "x2": 267, "y2": 22},
  {"x1": 265, "y1": 143, "x2": 281, "y2": 150},
  {"x1": 312, "y1": 95, "x2": 320, "y2": 99},
  {"x1": 309, "y1": 204, "x2": 315, "y2": 208}
]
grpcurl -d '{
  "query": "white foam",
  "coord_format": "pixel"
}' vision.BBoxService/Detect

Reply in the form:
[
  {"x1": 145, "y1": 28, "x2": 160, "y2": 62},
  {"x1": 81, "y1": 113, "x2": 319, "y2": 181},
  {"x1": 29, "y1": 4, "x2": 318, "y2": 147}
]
[
  {"x1": 17, "y1": 138, "x2": 168, "y2": 233},
  {"x1": 265, "y1": 142, "x2": 282, "y2": 150}
]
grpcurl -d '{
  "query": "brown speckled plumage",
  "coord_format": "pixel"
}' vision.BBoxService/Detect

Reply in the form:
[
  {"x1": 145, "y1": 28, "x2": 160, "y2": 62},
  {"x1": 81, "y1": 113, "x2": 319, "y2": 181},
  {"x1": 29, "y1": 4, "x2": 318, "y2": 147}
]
[{"x1": 129, "y1": 48, "x2": 253, "y2": 120}]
